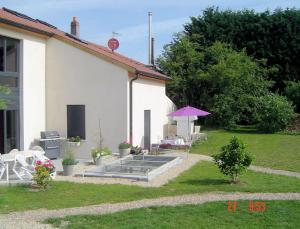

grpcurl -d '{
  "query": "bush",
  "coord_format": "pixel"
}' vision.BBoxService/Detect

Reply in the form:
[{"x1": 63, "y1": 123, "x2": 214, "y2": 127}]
[
  {"x1": 91, "y1": 147, "x2": 112, "y2": 163},
  {"x1": 213, "y1": 136, "x2": 253, "y2": 183},
  {"x1": 255, "y1": 94, "x2": 295, "y2": 133},
  {"x1": 33, "y1": 160, "x2": 54, "y2": 189},
  {"x1": 285, "y1": 81, "x2": 300, "y2": 113}
]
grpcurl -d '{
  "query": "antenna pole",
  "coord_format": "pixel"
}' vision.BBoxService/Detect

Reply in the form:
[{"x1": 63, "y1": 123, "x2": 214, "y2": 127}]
[{"x1": 148, "y1": 12, "x2": 152, "y2": 65}]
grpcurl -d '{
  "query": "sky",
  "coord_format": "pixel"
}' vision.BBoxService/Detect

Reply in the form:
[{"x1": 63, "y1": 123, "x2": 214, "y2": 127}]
[{"x1": 1, "y1": 0, "x2": 300, "y2": 64}]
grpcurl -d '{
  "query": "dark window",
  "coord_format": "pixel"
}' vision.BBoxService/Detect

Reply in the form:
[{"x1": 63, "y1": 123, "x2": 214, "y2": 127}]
[
  {"x1": 5, "y1": 39, "x2": 18, "y2": 72},
  {"x1": 67, "y1": 105, "x2": 85, "y2": 139}
]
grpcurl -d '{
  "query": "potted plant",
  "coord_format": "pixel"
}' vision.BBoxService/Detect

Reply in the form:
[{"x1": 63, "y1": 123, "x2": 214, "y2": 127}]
[
  {"x1": 130, "y1": 145, "x2": 142, "y2": 155},
  {"x1": 91, "y1": 147, "x2": 112, "y2": 166},
  {"x1": 118, "y1": 141, "x2": 131, "y2": 158},
  {"x1": 68, "y1": 136, "x2": 81, "y2": 147},
  {"x1": 62, "y1": 151, "x2": 77, "y2": 176}
]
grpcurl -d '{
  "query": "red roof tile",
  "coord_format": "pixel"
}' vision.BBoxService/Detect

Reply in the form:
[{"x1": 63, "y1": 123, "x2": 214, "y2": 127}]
[{"x1": 0, "y1": 8, "x2": 170, "y2": 81}]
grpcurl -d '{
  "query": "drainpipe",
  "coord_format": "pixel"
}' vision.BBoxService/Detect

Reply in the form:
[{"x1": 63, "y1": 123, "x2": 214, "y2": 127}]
[{"x1": 129, "y1": 72, "x2": 139, "y2": 144}]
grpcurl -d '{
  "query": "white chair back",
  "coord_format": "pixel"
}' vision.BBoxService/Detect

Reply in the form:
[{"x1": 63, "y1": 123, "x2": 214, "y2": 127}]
[
  {"x1": 15, "y1": 154, "x2": 29, "y2": 167},
  {"x1": 33, "y1": 151, "x2": 48, "y2": 163},
  {"x1": 31, "y1": 146, "x2": 44, "y2": 151},
  {"x1": 194, "y1": 126, "x2": 201, "y2": 133}
]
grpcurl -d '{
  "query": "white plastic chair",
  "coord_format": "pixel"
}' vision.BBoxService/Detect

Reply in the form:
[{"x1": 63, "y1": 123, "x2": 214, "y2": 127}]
[
  {"x1": 0, "y1": 155, "x2": 6, "y2": 180},
  {"x1": 12, "y1": 154, "x2": 35, "y2": 180},
  {"x1": 32, "y1": 151, "x2": 49, "y2": 164}
]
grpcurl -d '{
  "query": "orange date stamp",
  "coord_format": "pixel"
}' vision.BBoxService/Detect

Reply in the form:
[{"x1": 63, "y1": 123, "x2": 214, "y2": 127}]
[{"x1": 227, "y1": 201, "x2": 267, "y2": 212}]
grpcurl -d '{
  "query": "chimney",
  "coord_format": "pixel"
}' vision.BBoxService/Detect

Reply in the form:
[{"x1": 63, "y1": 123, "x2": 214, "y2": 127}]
[
  {"x1": 71, "y1": 17, "x2": 80, "y2": 37},
  {"x1": 151, "y1": 37, "x2": 155, "y2": 66}
]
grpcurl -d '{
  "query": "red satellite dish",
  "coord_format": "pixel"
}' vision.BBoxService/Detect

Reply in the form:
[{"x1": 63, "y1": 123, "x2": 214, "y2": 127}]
[{"x1": 108, "y1": 38, "x2": 119, "y2": 51}]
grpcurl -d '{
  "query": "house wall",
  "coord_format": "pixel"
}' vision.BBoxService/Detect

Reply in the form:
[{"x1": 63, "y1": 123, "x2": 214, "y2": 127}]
[
  {"x1": 131, "y1": 78, "x2": 175, "y2": 148},
  {"x1": 0, "y1": 27, "x2": 46, "y2": 150},
  {"x1": 46, "y1": 38, "x2": 128, "y2": 159}
]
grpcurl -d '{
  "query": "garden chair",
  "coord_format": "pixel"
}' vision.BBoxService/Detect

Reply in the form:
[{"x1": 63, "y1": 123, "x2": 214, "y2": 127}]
[
  {"x1": 12, "y1": 154, "x2": 35, "y2": 180},
  {"x1": 32, "y1": 151, "x2": 49, "y2": 165},
  {"x1": 0, "y1": 155, "x2": 6, "y2": 180}
]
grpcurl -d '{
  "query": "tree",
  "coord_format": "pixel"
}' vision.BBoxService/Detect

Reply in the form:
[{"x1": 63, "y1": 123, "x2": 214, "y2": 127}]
[
  {"x1": 157, "y1": 40, "x2": 272, "y2": 127},
  {"x1": 285, "y1": 81, "x2": 300, "y2": 113},
  {"x1": 213, "y1": 136, "x2": 253, "y2": 183},
  {"x1": 0, "y1": 85, "x2": 10, "y2": 109},
  {"x1": 184, "y1": 7, "x2": 300, "y2": 93}
]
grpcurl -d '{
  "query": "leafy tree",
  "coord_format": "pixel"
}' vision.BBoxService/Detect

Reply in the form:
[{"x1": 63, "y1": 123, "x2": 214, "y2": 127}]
[
  {"x1": 0, "y1": 85, "x2": 10, "y2": 109},
  {"x1": 184, "y1": 7, "x2": 300, "y2": 93},
  {"x1": 158, "y1": 40, "x2": 272, "y2": 127},
  {"x1": 255, "y1": 94, "x2": 295, "y2": 133},
  {"x1": 213, "y1": 136, "x2": 253, "y2": 183},
  {"x1": 285, "y1": 81, "x2": 300, "y2": 113}
]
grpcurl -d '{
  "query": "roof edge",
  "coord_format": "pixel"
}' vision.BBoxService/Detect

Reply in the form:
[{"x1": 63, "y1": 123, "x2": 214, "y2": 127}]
[
  {"x1": 136, "y1": 69, "x2": 171, "y2": 81},
  {"x1": 0, "y1": 18, "x2": 53, "y2": 37}
]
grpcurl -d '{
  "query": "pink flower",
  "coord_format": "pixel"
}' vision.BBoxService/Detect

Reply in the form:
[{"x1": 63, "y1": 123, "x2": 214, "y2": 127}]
[{"x1": 36, "y1": 160, "x2": 42, "y2": 165}]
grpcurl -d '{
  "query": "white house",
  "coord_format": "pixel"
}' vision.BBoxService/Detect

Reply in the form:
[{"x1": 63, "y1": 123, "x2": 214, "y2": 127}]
[{"x1": 0, "y1": 8, "x2": 174, "y2": 158}]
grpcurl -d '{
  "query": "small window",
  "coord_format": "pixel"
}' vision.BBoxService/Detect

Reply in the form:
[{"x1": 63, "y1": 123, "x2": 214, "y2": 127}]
[{"x1": 67, "y1": 105, "x2": 85, "y2": 140}]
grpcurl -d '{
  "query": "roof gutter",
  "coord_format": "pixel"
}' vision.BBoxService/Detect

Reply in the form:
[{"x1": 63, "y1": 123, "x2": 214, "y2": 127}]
[
  {"x1": 0, "y1": 18, "x2": 53, "y2": 37},
  {"x1": 136, "y1": 69, "x2": 171, "y2": 81},
  {"x1": 129, "y1": 72, "x2": 139, "y2": 144}
]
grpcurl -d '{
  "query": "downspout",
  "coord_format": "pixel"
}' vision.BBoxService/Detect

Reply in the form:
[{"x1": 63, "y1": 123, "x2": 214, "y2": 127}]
[{"x1": 129, "y1": 72, "x2": 139, "y2": 144}]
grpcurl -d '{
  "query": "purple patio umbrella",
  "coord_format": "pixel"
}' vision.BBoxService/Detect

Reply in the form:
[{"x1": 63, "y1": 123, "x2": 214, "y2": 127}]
[
  {"x1": 168, "y1": 106, "x2": 210, "y2": 140},
  {"x1": 168, "y1": 106, "x2": 210, "y2": 117}
]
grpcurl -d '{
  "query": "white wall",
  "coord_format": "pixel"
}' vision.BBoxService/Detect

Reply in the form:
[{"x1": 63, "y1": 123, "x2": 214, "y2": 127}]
[
  {"x1": 46, "y1": 38, "x2": 128, "y2": 159},
  {"x1": 0, "y1": 27, "x2": 46, "y2": 150},
  {"x1": 131, "y1": 78, "x2": 174, "y2": 148}
]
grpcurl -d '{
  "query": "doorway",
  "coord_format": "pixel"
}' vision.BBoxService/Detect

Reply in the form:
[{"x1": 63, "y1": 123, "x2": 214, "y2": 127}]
[
  {"x1": 144, "y1": 110, "x2": 151, "y2": 151},
  {"x1": 0, "y1": 110, "x2": 19, "y2": 154}
]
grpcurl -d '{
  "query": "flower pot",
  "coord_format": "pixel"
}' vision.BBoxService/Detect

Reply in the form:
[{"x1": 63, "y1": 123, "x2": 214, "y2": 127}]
[
  {"x1": 63, "y1": 165, "x2": 75, "y2": 176},
  {"x1": 95, "y1": 157, "x2": 102, "y2": 166},
  {"x1": 119, "y1": 148, "x2": 130, "y2": 158},
  {"x1": 68, "y1": 141, "x2": 81, "y2": 147}
]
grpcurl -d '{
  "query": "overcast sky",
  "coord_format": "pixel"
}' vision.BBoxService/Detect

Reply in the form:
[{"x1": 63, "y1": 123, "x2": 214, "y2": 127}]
[{"x1": 2, "y1": 0, "x2": 300, "y2": 63}]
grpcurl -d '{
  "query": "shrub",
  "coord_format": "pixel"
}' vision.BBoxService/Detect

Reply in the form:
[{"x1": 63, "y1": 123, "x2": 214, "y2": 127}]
[
  {"x1": 91, "y1": 147, "x2": 112, "y2": 163},
  {"x1": 213, "y1": 136, "x2": 253, "y2": 183},
  {"x1": 255, "y1": 94, "x2": 295, "y2": 133},
  {"x1": 285, "y1": 81, "x2": 300, "y2": 113},
  {"x1": 118, "y1": 142, "x2": 131, "y2": 149},
  {"x1": 33, "y1": 160, "x2": 54, "y2": 189}
]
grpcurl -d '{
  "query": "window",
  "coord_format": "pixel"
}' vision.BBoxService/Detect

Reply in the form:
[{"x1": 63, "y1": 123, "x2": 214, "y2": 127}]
[
  {"x1": 67, "y1": 105, "x2": 86, "y2": 139},
  {"x1": 0, "y1": 36, "x2": 19, "y2": 73},
  {"x1": 5, "y1": 39, "x2": 18, "y2": 72}
]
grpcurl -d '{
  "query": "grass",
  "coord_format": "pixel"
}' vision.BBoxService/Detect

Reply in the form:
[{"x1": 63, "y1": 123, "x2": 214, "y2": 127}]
[
  {"x1": 191, "y1": 128, "x2": 300, "y2": 172},
  {"x1": 44, "y1": 200, "x2": 300, "y2": 228},
  {"x1": 1, "y1": 161, "x2": 300, "y2": 213}
]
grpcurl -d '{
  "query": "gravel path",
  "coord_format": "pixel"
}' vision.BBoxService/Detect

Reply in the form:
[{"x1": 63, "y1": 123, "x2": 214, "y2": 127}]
[
  {"x1": 1, "y1": 192, "x2": 300, "y2": 229},
  {"x1": 199, "y1": 154, "x2": 300, "y2": 178}
]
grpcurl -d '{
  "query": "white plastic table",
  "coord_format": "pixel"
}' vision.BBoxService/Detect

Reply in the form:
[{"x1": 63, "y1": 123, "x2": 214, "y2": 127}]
[{"x1": 1, "y1": 150, "x2": 42, "y2": 182}]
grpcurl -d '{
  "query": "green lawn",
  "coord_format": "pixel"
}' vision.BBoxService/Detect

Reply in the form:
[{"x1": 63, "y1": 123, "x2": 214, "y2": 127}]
[
  {"x1": 1, "y1": 161, "x2": 300, "y2": 213},
  {"x1": 191, "y1": 129, "x2": 300, "y2": 172},
  {"x1": 44, "y1": 200, "x2": 300, "y2": 228}
]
